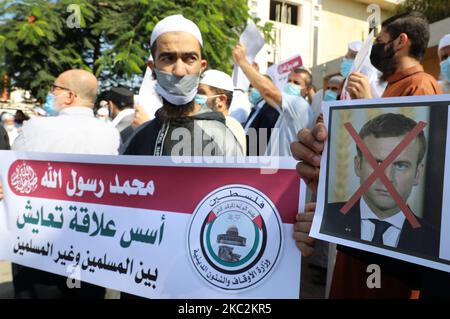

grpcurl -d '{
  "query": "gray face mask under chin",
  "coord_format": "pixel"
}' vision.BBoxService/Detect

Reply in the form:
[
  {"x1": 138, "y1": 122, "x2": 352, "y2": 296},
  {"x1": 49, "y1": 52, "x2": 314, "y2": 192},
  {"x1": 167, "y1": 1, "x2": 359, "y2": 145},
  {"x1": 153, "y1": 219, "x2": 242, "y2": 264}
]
[{"x1": 154, "y1": 69, "x2": 200, "y2": 106}]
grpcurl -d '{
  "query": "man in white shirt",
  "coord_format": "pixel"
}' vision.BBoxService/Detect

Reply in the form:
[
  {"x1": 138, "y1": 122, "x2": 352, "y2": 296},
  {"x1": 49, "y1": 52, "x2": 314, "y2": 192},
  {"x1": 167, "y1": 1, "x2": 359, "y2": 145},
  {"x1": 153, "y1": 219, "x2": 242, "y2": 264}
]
[
  {"x1": 198, "y1": 69, "x2": 246, "y2": 154},
  {"x1": 310, "y1": 75, "x2": 345, "y2": 123},
  {"x1": 1, "y1": 113, "x2": 19, "y2": 145},
  {"x1": 14, "y1": 70, "x2": 120, "y2": 155},
  {"x1": 321, "y1": 113, "x2": 438, "y2": 256},
  {"x1": 107, "y1": 87, "x2": 135, "y2": 142},
  {"x1": 232, "y1": 43, "x2": 313, "y2": 156},
  {"x1": 10, "y1": 69, "x2": 120, "y2": 298}
]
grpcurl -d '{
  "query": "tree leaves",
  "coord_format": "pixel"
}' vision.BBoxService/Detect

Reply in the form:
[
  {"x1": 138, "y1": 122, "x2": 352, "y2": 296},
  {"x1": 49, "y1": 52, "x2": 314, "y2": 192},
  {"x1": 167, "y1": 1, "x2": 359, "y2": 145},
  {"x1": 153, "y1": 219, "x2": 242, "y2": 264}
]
[
  {"x1": 397, "y1": 0, "x2": 450, "y2": 23},
  {"x1": 0, "y1": 0, "x2": 272, "y2": 101}
]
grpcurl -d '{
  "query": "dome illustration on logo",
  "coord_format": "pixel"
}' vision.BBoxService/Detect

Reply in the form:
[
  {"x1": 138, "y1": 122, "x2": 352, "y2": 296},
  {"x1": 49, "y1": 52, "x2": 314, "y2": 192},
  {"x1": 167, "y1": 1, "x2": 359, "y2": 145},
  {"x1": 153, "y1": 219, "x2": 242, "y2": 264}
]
[{"x1": 187, "y1": 184, "x2": 283, "y2": 291}]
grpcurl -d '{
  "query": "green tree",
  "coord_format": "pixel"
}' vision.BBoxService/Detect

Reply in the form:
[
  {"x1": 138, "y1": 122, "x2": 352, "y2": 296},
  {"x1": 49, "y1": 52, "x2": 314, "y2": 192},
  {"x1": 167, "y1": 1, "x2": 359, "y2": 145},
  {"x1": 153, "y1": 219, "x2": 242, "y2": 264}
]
[
  {"x1": 397, "y1": 0, "x2": 450, "y2": 23},
  {"x1": 0, "y1": 0, "x2": 272, "y2": 102}
]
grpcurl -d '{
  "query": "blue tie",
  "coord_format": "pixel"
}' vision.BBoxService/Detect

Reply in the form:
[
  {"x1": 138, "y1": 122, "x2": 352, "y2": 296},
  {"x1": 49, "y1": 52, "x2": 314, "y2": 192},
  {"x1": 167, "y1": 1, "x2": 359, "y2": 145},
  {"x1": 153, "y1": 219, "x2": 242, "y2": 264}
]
[{"x1": 369, "y1": 219, "x2": 391, "y2": 245}]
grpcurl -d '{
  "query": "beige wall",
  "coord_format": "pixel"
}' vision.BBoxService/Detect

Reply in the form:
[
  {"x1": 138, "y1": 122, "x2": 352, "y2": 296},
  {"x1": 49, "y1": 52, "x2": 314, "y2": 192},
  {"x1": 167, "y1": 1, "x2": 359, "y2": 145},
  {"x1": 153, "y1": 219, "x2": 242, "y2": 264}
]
[
  {"x1": 318, "y1": 0, "x2": 393, "y2": 65},
  {"x1": 311, "y1": 0, "x2": 395, "y2": 88},
  {"x1": 312, "y1": 0, "x2": 393, "y2": 88},
  {"x1": 312, "y1": 13, "x2": 450, "y2": 89}
]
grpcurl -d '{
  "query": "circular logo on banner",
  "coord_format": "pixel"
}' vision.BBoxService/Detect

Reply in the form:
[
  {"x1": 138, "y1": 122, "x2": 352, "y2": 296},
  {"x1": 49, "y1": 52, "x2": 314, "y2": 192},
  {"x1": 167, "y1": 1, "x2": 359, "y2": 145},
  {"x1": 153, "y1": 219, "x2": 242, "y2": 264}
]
[
  {"x1": 10, "y1": 163, "x2": 38, "y2": 194},
  {"x1": 187, "y1": 185, "x2": 283, "y2": 292}
]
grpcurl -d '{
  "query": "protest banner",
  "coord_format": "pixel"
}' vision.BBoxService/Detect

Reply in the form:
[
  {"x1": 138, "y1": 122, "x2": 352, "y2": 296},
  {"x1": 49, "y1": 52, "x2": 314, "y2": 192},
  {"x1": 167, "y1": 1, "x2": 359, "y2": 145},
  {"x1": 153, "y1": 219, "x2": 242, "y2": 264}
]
[{"x1": 0, "y1": 153, "x2": 304, "y2": 298}]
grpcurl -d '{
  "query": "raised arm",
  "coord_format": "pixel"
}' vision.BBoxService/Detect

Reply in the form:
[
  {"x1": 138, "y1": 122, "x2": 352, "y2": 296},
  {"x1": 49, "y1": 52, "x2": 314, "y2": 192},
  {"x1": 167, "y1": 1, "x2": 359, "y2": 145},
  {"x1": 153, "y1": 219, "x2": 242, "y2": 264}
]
[{"x1": 232, "y1": 43, "x2": 282, "y2": 108}]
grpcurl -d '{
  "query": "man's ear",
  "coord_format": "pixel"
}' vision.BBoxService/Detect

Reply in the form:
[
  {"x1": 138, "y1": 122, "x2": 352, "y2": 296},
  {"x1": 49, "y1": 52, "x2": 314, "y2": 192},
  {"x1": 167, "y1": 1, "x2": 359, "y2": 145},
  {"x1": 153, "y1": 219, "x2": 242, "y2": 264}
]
[
  {"x1": 200, "y1": 59, "x2": 208, "y2": 73},
  {"x1": 396, "y1": 32, "x2": 409, "y2": 51},
  {"x1": 414, "y1": 162, "x2": 425, "y2": 186},
  {"x1": 147, "y1": 60, "x2": 156, "y2": 80},
  {"x1": 66, "y1": 91, "x2": 75, "y2": 106},
  {"x1": 147, "y1": 60, "x2": 155, "y2": 71},
  {"x1": 354, "y1": 155, "x2": 361, "y2": 177},
  {"x1": 217, "y1": 95, "x2": 227, "y2": 111}
]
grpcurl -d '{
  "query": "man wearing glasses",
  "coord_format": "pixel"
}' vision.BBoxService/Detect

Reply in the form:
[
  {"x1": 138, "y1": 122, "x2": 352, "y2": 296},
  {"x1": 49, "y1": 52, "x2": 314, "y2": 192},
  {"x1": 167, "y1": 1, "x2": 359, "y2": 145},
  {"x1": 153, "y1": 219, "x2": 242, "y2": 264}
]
[
  {"x1": 12, "y1": 69, "x2": 120, "y2": 155},
  {"x1": 9, "y1": 69, "x2": 120, "y2": 298}
]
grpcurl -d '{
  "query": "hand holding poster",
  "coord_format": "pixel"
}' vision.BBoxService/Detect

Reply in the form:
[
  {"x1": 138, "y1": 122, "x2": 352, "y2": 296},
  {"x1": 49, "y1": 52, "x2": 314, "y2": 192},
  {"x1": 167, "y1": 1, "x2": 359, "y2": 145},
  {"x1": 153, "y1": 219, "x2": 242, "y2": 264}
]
[
  {"x1": 232, "y1": 20, "x2": 265, "y2": 91},
  {"x1": 310, "y1": 94, "x2": 450, "y2": 273},
  {"x1": 0, "y1": 153, "x2": 304, "y2": 298},
  {"x1": 341, "y1": 30, "x2": 386, "y2": 100}
]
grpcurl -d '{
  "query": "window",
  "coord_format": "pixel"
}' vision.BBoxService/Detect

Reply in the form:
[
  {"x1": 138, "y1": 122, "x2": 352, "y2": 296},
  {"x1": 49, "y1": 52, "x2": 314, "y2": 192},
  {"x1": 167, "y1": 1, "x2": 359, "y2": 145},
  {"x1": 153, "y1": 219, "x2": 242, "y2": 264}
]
[{"x1": 270, "y1": 1, "x2": 300, "y2": 26}]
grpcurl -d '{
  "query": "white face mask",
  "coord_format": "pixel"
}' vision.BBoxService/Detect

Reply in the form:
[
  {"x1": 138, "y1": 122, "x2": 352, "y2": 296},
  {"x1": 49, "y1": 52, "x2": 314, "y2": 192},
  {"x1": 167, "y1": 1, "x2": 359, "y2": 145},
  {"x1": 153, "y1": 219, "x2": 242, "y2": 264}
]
[
  {"x1": 154, "y1": 69, "x2": 201, "y2": 106},
  {"x1": 4, "y1": 124, "x2": 15, "y2": 132}
]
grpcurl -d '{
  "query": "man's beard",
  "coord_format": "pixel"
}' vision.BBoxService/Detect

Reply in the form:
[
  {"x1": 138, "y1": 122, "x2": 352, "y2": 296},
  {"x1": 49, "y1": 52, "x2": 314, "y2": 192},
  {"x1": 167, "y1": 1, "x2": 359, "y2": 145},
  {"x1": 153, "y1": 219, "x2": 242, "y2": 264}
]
[
  {"x1": 377, "y1": 45, "x2": 398, "y2": 82},
  {"x1": 156, "y1": 97, "x2": 196, "y2": 122}
]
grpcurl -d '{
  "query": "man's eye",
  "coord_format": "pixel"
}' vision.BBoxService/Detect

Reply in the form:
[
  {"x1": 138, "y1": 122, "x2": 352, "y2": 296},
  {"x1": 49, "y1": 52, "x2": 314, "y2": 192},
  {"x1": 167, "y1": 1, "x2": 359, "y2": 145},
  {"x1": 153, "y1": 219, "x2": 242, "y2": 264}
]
[
  {"x1": 394, "y1": 162, "x2": 409, "y2": 170},
  {"x1": 160, "y1": 56, "x2": 173, "y2": 62},
  {"x1": 185, "y1": 56, "x2": 197, "y2": 63}
]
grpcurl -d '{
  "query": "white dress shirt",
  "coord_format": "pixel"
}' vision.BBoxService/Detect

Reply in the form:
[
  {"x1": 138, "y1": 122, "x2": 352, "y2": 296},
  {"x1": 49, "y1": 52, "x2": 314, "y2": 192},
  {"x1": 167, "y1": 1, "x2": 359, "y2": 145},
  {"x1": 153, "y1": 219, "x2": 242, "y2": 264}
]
[
  {"x1": 360, "y1": 198, "x2": 406, "y2": 248},
  {"x1": 229, "y1": 89, "x2": 252, "y2": 124},
  {"x1": 265, "y1": 93, "x2": 313, "y2": 156},
  {"x1": 111, "y1": 108, "x2": 135, "y2": 127},
  {"x1": 13, "y1": 106, "x2": 120, "y2": 155}
]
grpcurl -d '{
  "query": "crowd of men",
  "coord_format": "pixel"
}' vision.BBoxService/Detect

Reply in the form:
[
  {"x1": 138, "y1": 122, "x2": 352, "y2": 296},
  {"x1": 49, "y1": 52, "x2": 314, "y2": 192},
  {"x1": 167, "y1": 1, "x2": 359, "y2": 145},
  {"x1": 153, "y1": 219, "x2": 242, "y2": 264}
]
[{"x1": 0, "y1": 11, "x2": 450, "y2": 299}]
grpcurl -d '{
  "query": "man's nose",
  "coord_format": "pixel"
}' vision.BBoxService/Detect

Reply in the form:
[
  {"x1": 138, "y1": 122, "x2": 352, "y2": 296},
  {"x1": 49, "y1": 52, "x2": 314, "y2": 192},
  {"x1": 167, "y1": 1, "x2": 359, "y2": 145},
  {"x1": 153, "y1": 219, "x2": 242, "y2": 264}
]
[
  {"x1": 384, "y1": 164, "x2": 395, "y2": 182},
  {"x1": 172, "y1": 58, "x2": 188, "y2": 77}
]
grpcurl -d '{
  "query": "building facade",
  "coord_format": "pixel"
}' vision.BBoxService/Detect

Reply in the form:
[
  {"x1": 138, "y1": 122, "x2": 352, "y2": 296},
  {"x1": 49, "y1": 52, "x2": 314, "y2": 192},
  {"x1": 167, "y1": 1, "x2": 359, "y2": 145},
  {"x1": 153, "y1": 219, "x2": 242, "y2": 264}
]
[{"x1": 250, "y1": 0, "x2": 398, "y2": 85}]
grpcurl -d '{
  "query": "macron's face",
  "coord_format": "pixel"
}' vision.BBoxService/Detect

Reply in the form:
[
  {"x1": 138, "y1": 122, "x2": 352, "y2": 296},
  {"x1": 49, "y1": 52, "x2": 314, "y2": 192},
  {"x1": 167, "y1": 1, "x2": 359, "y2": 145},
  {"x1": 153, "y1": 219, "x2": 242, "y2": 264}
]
[
  {"x1": 354, "y1": 134, "x2": 424, "y2": 215},
  {"x1": 153, "y1": 32, "x2": 206, "y2": 77}
]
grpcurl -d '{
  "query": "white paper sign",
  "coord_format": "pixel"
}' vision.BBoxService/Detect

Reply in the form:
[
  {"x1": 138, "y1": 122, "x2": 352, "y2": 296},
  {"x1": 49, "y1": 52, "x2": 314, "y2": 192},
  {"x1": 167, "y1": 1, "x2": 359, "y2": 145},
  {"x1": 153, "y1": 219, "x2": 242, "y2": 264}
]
[
  {"x1": 232, "y1": 20, "x2": 265, "y2": 91},
  {"x1": 341, "y1": 30, "x2": 386, "y2": 100},
  {"x1": 266, "y1": 55, "x2": 303, "y2": 91}
]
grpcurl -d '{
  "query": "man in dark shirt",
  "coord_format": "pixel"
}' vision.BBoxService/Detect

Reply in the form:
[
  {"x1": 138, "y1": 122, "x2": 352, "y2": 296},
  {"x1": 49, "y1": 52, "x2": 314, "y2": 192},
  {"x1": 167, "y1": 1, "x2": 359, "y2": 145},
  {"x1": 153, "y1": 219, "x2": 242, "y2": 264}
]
[
  {"x1": 123, "y1": 14, "x2": 241, "y2": 157},
  {"x1": 0, "y1": 124, "x2": 10, "y2": 150}
]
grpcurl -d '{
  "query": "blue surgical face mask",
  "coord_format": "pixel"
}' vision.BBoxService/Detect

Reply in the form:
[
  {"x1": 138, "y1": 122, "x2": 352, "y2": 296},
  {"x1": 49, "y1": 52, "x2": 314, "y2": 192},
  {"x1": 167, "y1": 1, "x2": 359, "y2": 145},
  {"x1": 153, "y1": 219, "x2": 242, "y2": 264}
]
[
  {"x1": 154, "y1": 69, "x2": 201, "y2": 106},
  {"x1": 340, "y1": 58, "x2": 354, "y2": 78},
  {"x1": 440, "y1": 57, "x2": 450, "y2": 83},
  {"x1": 194, "y1": 94, "x2": 221, "y2": 105},
  {"x1": 43, "y1": 93, "x2": 59, "y2": 116},
  {"x1": 194, "y1": 94, "x2": 222, "y2": 115},
  {"x1": 283, "y1": 83, "x2": 301, "y2": 97},
  {"x1": 248, "y1": 88, "x2": 262, "y2": 104},
  {"x1": 323, "y1": 89, "x2": 338, "y2": 101},
  {"x1": 195, "y1": 94, "x2": 208, "y2": 106}
]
